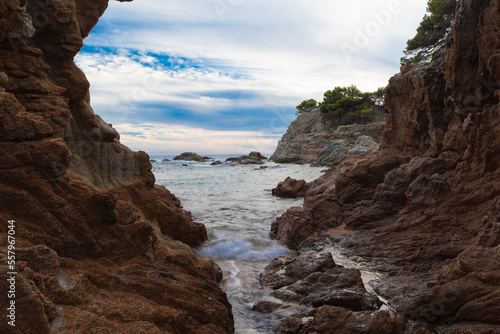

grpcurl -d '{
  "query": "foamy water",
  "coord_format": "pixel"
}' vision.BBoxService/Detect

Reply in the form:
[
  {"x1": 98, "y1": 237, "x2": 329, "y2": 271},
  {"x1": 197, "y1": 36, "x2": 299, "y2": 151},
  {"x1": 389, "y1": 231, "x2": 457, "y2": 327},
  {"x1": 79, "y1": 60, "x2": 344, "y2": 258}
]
[{"x1": 152, "y1": 155, "x2": 324, "y2": 333}]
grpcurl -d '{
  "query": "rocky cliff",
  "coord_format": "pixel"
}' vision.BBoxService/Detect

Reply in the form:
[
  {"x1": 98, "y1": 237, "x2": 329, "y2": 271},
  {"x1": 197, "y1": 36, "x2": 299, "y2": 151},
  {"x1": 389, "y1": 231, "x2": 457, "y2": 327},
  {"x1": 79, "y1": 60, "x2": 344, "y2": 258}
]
[
  {"x1": 267, "y1": 0, "x2": 500, "y2": 332},
  {"x1": 269, "y1": 108, "x2": 385, "y2": 166},
  {"x1": 0, "y1": 1, "x2": 233, "y2": 333}
]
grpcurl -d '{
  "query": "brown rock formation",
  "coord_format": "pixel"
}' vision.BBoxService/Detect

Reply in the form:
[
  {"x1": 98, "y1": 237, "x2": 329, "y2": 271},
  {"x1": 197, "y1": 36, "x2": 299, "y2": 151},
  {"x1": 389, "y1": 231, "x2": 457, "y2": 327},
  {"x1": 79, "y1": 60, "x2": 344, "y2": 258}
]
[
  {"x1": 253, "y1": 253, "x2": 380, "y2": 314},
  {"x1": 268, "y1": 0, "x2": 500, "y2": 332},
  {"x1": 271, "y1": 194, "x2": 342, "y2": 249},
  {"x1": 275, "y1": 306, "x2": 430, "y2": 334},
  {"x1": 272, "y1": 176, "x2": 310, "y2": 198},
  {"x1": 0, "y1": 1, "x2": 233, "y2": 333}
]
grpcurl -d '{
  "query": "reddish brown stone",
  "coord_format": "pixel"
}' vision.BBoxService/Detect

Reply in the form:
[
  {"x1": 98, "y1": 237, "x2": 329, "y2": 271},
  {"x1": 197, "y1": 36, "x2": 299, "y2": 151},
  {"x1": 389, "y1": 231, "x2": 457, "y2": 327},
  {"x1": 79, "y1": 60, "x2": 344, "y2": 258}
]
[
  {"x1": 275, "y1": 306, "x2": 430, "y2": 334},
  {"x1": 0, "y1": 1, "x2": 233, "y2": 333},
  {"x1": 271, "y1": 194, "x2": 342, "y2": 249},
  {"x1": 272, "y1": 176, "x2": 309, "y2": 198},
  {"x1": 267, "y1": 0, "x2": 500, "y2": 332}
]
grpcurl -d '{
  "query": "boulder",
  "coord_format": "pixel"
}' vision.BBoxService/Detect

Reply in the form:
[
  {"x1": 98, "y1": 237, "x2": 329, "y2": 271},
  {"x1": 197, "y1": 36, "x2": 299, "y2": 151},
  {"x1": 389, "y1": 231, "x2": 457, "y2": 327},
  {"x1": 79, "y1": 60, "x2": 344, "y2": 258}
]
[{"x1": 272, "y1": 177, "x2": 309, "y2": 198}]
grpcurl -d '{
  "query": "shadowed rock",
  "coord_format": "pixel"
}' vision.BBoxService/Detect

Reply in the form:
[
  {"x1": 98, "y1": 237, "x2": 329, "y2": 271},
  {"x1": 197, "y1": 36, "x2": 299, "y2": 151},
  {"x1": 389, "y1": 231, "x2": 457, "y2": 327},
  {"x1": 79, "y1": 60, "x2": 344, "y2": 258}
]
[
  {"x1": 0, "y1": 1, "x2": 233, "y2": 333},
  {"x1": 266, "y1": 0, "x2": 500, "y2": 332},
  {"x1": 254, "y1": 253, "x2": 380, "y2": 314},
  {"x1": 272, "y1": 177, "x2": 310, "y2": 198}
]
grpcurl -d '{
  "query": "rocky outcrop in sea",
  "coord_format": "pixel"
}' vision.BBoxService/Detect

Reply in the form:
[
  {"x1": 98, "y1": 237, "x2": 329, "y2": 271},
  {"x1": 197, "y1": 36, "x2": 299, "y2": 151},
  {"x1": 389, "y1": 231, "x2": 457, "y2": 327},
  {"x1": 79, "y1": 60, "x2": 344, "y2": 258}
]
[
  {"x1": 270, "y1": 108, "x2": 384, "y2": 166},
  {"x1": 226, "y1": 151, "x2": 268, "y2": 165},
  {"x1": 173, "y1": 152, "x2": 212, "y2": 162},
  {"x1": 263, "y1": 0, "x2": 500, "y2": 332},
  {"x1": 0, "y1": 1, "x2": 233, "y2": 333}
]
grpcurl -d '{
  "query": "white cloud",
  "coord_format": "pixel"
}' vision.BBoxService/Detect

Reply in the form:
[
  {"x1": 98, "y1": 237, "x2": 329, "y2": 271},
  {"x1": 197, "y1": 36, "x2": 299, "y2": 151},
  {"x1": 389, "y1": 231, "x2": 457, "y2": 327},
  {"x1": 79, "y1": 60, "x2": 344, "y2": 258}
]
[
  {"x1": 114, "y1": 123, "x2": 282, "y2": 155},
  {"x1": 76, "y1": 52, "x2": 267, "y2": 117},
  {"x1": 91, "y1": 0, "x2": 427, "y2": 92},
  {"x1": 79, "y1": 0, "x2": 429, "y2": 153}
]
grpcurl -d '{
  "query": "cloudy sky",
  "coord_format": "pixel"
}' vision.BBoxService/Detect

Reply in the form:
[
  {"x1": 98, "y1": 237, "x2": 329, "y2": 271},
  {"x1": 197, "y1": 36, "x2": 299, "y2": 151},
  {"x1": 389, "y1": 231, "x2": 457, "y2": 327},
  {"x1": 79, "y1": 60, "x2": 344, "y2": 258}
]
[{"x1": 76, "y1": 0, "x2": 428, "y2": 155}]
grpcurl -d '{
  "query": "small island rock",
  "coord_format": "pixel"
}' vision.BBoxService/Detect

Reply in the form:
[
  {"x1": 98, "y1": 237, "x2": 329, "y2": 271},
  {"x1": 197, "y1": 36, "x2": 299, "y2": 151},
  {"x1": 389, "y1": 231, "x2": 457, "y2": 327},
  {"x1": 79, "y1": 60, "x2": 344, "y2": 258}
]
[
  {"x1": 225, "y1": 152, "x2": 267, "y2": 165},
  {"x1": 173, "y1": 152, "x2": 211, "y2": 162}
]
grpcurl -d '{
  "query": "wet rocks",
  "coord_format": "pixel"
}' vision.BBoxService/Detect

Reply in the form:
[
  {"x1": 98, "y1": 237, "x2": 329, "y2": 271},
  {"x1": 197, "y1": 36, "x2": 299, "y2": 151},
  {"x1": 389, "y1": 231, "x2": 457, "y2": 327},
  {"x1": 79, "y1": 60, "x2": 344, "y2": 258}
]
[
  {"x1": 275, "y1": 306, "x2": 430, "y2": 334},
  {"x1": 260, "y1": 253, "x2": 337, "y2": 289},
  {"x1": 254, "y1": 253, "x2": 380, "y2": 316},
  {"x1": 173, "y1": 152, "x2": 211, "y2": 162}
]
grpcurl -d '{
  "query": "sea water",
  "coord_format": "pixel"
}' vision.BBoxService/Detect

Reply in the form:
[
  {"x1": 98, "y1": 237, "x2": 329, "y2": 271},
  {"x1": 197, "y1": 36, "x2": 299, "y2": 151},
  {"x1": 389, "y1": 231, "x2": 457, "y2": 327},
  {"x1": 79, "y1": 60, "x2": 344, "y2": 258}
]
[{"x1": 151, "y1": 155, "x2": 324, "y2": 333}]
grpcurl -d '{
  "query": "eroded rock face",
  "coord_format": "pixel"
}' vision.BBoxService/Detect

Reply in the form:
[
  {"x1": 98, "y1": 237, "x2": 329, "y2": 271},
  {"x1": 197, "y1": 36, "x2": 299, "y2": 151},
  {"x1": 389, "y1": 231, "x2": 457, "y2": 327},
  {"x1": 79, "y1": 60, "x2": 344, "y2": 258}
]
[
  {"x1": 0, "y1": 1, "x2": 233, "y2": 333},
  {"x1": 268, "y1": 0, "x2": 500, "y2": 331},
  {"x1": 270, "y1": 108, "x2": 384, "y2": 165},
  {"x1": 317, "y1": 139, "x2": 348, "y2": 166},
  {"x1": 317, "y1": 135, "x2": 378, "y2": 167}
]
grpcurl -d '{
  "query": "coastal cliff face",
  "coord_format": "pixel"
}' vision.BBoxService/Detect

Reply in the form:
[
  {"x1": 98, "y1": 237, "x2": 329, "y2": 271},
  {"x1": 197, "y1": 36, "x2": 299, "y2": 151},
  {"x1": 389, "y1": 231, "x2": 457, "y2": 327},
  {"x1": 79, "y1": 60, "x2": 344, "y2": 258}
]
[
  {"x1": 270, "y1": 0, "x2": 500, "y2": 332},
  {"x1": 0, "y1": 1, "x2": 233, "y2": 333},
  {"x1": 270, "y1": 108, "x2": 384, "y2": 166}
]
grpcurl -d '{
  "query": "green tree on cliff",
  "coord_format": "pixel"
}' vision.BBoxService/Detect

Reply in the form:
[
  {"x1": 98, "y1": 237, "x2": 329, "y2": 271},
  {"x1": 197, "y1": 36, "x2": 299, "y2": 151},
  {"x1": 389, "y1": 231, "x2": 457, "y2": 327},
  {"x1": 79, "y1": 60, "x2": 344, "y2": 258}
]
[
  {"x1": 406, "y1": 0, "x2": 456, "y2": 51},
  {"x1": 294, "y1": 85, "x2": 385, "y2": 123},
  {"x1": 319, "y1": 85, "x2": 373, "y2": 123},
  {"x1": 296, "y1": 99, "x2": 318, "y2": 114}
]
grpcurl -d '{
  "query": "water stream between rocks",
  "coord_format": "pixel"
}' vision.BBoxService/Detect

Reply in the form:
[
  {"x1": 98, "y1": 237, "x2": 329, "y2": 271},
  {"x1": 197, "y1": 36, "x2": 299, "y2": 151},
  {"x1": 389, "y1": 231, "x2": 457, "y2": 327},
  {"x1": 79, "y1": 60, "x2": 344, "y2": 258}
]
[{"x1": 152, "y1": 157, "x2": 384, "y2": 333}]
